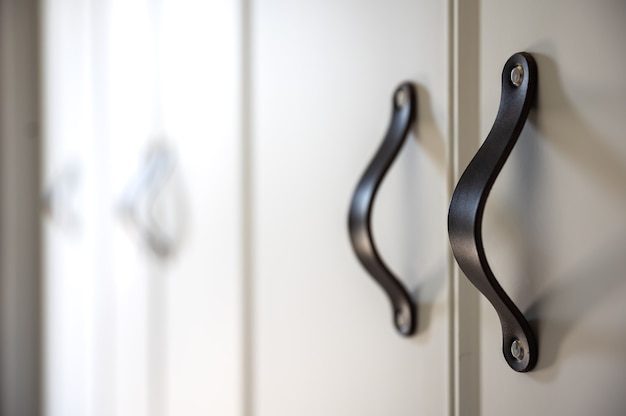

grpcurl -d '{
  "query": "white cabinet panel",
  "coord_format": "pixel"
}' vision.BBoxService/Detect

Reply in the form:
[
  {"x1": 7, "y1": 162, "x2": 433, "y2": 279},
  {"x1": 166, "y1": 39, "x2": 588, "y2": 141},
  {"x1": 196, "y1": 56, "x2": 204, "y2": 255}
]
[
  {"x1": 159, "y1": 1, "x2": 244, "y2": 414},
  {"x1": 456, "y1": 1, "x2": 626, "y2": 414},
  {"x1": 252, "y1": 0, "x2": 451, "y2": 414},
  {"x1": 42, "y1": 1, "x2": 244, "y2": 415}
]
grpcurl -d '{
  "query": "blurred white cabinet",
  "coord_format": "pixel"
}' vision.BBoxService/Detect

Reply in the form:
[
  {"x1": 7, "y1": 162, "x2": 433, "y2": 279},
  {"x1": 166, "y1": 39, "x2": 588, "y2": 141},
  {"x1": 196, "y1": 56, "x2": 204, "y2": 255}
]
[
  {"x1": 38, "y1": 0, "x2": 626, "y2": 415},
  {"x1": 42, "y1": 1, "x2": 244, "y2": 415}
]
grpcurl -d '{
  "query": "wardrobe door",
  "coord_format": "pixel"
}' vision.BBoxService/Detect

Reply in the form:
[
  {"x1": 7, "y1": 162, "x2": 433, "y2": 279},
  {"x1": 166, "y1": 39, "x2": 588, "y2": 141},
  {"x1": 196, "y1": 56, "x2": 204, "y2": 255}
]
[
  {"x1": 455, "y1": 1, "x2": 626, "y2": 414},
  {"x1": 42, "y1": 1, "x2": 245, "y2": 415},
  {"x1": 251, "y1": 0, "x2": 453, "y2": 414}
]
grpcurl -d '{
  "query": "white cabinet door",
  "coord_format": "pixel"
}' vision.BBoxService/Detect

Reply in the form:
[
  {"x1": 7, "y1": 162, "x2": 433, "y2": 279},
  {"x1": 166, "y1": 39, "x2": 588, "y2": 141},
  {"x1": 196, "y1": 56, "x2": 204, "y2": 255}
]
[
  {"x1": 251, "y1": 0, "x2": 452, "y2": 414},
  {"x1": 455, "y1": 1, "x2": 626, "y2": 414},
  {"x1": 42, "y1": 1, "x2": 245, "y2": 415}
]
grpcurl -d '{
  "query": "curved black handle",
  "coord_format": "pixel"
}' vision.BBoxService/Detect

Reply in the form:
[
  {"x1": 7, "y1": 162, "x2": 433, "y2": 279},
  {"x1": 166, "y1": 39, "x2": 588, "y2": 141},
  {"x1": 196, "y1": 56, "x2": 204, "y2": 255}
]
[
  {"x1": 348, "y1": 82, "x2": 417, "y2": 336},
  {"x1": 448, "y1": 52, "x2": 538, "y2": 371}
]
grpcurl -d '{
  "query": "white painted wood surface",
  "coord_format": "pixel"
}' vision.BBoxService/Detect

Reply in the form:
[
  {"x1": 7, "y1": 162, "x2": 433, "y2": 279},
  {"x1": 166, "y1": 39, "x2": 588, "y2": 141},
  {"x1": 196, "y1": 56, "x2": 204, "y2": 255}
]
[
  {"x1": 42, "y1": 0, "x2": 244, "y2": 415},
  {"x1": 454, "y1": 1, "x2": 626, "y2": 414},
  {"x1": 251, "y1": 0, "x2": 452, "y2": 414}
]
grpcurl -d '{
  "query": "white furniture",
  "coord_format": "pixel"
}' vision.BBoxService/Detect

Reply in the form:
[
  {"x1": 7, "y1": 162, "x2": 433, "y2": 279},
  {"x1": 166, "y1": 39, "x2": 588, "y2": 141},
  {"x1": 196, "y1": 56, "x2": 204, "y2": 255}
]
[{"x1": 36, "y1": 0, "x2": 626, "y2": 415}]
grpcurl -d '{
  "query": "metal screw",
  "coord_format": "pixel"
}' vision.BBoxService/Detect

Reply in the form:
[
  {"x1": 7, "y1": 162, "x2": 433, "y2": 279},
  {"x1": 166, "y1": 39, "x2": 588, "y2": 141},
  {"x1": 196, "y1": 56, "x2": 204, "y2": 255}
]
[
  {"x1": 395, "y1": 305, "x2": 411, "y2": 333},
  {"x1": 510, "y1": 64, "x2": 524, "y2": 87},
  {"x1": 511, "y1": 339, "x2": 525, "y2": 361},
  {"x1": 395, "y1": 89, "x2": 408, "y2": 107}
]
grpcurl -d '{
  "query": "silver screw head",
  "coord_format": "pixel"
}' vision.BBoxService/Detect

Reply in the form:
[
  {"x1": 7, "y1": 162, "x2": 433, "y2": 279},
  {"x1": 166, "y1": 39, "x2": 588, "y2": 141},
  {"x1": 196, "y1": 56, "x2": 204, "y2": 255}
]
[
  {"x1": 510, "y1": 64, "x2": 524, "y2": 87},
  {"x1": 395, "y1": 305, "x2": 411, "y2": 333},
  {"x1": 395, "y1": 89, "x2": 408, "y2": 107},
  {"x1": 511, "y1": 339, "x2": 525, "y2": 360}
]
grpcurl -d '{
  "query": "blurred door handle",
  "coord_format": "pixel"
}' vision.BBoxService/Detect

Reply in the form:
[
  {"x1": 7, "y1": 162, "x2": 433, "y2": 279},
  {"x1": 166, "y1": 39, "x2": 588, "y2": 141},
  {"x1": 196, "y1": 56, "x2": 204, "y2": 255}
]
[
  {"x1": 119, "y1": 143, "x2": 178, "y2": 258},
  {"x1": 348, "y1": 82, "x2": 417, "y2": 336},
  {"x1": 448, "y1": 52, "x2": 538, "y2": 372}
]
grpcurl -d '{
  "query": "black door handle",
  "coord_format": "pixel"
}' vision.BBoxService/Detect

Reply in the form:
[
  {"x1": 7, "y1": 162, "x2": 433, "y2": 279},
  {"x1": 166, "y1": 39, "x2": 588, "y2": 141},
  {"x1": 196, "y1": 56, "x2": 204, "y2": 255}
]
[
  {"x1": 448, "y1": 52, "x2": 538, "y2": 372},
  {"x1": 348, "y1": 82, "x2": 417, "y2": 336}
]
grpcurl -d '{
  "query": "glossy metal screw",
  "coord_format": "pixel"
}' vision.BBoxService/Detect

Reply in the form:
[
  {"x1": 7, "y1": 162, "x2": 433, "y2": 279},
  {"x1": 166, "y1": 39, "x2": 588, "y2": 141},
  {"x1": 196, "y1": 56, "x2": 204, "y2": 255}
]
[
  {"x1": 395, "y1": 304, "x2": 411, "y2": 333},
  {"x1": 511, "y1": 339, "x2": 525, "y2": 360},
  {"x1": 510, "y1": 65, "x2": 524, "y2": 87},
  {"x1": 395, "y1": 89, "x2": 408, "y2": 107}
]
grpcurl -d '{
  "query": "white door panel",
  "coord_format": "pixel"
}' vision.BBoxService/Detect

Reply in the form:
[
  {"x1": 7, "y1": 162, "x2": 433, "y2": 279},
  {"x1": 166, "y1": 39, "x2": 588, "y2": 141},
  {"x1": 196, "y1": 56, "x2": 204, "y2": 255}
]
[
  {"x1": 42, "y1": 0, "x2": 244, "y2": 415},
  {"x1": 252, "y1": 0, "x2": 451, "y2": 414},
  {"x1": 459, "y1": 1, "x2": 626, "y2": 414},
  {"x1": 160, "y1": 1, "x2": 244, "y2": 414}
]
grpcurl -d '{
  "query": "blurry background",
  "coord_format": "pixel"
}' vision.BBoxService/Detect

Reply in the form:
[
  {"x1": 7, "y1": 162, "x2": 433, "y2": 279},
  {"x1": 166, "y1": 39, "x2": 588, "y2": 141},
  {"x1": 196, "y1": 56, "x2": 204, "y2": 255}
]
[
  {"x1": 4, "y1": 0, "x2": 246, "y2": 414},
  {"x1": 40, "y1": 1, "x2": 245, "y2": 415}
]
